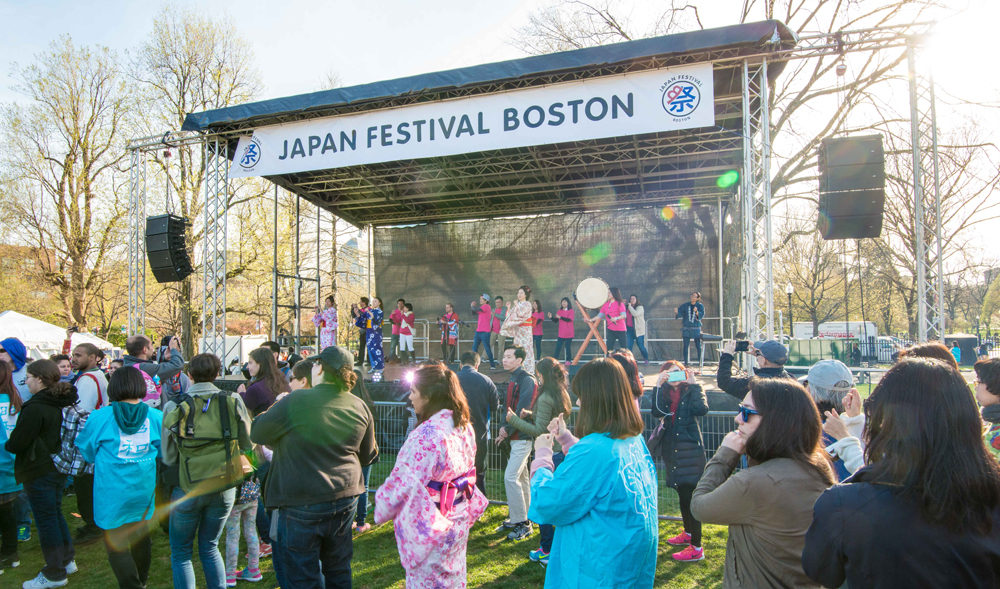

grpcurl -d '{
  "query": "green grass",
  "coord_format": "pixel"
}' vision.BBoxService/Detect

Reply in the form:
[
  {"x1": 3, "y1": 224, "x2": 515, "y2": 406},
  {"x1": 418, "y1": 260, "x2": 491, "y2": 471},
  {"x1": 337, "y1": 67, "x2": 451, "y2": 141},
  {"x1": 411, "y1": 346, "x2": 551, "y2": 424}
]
[{"x1": 8, "y1": 501, "x2": 728, "y2": 588}]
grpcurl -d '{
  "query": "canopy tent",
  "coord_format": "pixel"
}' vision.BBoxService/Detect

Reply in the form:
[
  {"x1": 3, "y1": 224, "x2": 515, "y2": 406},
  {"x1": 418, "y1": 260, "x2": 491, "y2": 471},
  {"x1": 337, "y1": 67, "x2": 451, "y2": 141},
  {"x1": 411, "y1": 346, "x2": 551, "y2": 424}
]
[{"x1": 0, "y1": 310, "x2": 117, "y2": 358}]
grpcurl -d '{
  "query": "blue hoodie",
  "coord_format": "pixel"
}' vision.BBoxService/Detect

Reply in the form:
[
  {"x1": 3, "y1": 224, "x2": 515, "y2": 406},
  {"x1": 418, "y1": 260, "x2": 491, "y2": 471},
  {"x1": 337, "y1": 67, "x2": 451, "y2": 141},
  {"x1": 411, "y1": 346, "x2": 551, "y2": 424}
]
[
  {"x1": 0, "y1": 394, "x2": 21, "y2": 494},
  {"x1": 1, "y1": 338, "x2": 30, "y2": 401},
  {"x1": 76, "y1": 403, "x2": 162, "y2": 530}
]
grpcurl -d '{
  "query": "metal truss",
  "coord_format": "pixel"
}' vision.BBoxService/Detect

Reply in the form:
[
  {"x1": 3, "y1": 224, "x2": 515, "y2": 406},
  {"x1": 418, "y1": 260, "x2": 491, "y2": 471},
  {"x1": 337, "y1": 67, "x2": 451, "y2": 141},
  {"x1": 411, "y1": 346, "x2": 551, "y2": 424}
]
[
  {"x1": 740, "y1": 58, "x2": 774, "y2": 342},
  {"x1": 907, "y1": 41, "x2": 945, "y2": 341},
  {"x1": 127, "y1": 149, "x2": 147, "y2": 336},
  {"x1": 201, "y1": 137, "x2": 229, "y2": 357}
]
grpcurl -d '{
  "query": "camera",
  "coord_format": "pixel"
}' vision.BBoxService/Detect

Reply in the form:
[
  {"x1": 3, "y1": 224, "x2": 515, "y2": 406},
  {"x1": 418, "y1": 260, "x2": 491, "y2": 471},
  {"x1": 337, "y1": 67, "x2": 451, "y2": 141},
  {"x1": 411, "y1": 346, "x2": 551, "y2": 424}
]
[{"x1": 735, "y1": 340, "x2": 750, "y2": 352}]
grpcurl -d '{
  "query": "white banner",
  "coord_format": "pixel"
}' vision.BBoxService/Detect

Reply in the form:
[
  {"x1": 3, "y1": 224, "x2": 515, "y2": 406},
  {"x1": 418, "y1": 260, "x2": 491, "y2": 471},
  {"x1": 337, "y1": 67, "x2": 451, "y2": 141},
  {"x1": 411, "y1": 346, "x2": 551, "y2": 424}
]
[{"x1": 229, "y1": 63, "x2": 715, "y2": 178}]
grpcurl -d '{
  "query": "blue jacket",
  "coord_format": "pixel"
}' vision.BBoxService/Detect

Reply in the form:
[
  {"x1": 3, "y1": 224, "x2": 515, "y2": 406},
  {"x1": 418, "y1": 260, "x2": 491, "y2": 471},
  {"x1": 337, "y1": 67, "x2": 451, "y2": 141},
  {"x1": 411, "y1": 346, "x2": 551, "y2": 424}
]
[
  {"x1": 0, "y1": 395, "x2": 20, "y2": 494},
  {"x1": 76, "y1": 404, "x2": 163, "y2": 530},
  {"x1": 529, "y1": 433, "x2": 658, "y2": 588}
]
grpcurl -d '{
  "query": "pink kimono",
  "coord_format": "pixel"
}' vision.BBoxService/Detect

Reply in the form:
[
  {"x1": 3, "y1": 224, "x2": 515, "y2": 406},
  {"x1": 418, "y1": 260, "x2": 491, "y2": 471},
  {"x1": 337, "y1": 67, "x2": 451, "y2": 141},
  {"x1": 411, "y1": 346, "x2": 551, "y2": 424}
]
[
  {"x1": 375, "y1": 409, "x2": 488, "y2": 588},
  {"x1": 312, "y1": 306, "x2": 338, "y2": 350},
  {"x1": 501, "y1": 300, "x2": 535, "y2": 375}
]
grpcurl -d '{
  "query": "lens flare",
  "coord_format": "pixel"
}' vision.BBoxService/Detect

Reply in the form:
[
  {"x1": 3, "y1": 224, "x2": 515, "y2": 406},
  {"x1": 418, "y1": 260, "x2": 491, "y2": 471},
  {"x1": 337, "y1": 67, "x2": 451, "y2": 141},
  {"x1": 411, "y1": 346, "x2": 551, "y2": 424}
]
[
  {"x1": 660, "y1": 206, "x2": 676, "y2": 221},
  {"x1": 582, "y1": 242, "x2": 612, "y2": 266},
  {"x1": 717, "y1": 170, "x2": 740, "y2": 189},
  {"x1": 678, "y1": 197, "x2": 692, "y2": 210}
]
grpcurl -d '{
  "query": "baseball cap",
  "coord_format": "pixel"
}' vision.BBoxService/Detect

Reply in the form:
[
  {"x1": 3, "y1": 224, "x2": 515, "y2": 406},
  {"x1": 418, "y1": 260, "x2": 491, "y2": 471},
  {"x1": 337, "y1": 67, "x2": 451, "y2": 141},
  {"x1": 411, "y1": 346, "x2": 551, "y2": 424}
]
[
  {"x1": 482, "y1": 293, "x2": 491, "y2": 302},
  {"x1": 753, "y1": 340, "x2": 788, "y2": 364},
  {"x1": 315, "y1": 346, "x2": 354, "y2": 371},
  {"x1": 804, "y1": 359, "x2": 854, "y2": 392}
]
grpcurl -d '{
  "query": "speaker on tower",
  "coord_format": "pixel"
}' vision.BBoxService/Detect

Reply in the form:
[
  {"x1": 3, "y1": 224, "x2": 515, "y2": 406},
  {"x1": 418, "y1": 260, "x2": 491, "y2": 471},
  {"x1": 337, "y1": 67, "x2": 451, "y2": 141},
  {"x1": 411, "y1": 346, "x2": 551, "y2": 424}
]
[
  {"x1": 145, "y1": 214, "x2": 193, "y2": 283},
  {"x1": 817, "y1": 135, "x2": 886, "y2": 240}
]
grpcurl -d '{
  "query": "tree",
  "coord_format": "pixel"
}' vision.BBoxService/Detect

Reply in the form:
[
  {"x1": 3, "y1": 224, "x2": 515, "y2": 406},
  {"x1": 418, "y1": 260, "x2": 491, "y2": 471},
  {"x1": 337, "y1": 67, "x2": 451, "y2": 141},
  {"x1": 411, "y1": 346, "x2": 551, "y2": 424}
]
[
  {"x1": 131, "y1": 7, "x2": 263, "y2": 355},
  {"x1": 0, "y1": 36, "x2": 131, "y2": 329},
  {"x1": 773, "y1": 223, "x2": 847, "y2": 332}
]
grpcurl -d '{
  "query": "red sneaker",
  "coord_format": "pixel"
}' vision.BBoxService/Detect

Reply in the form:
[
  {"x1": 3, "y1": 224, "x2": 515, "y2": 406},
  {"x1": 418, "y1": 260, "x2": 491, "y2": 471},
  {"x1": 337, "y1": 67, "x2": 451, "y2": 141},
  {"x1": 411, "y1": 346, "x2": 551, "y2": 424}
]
[
  {"x1": 672, "y1": 545, "x2": 705, "y2": 562},
  {"x1": 666, "y1": 531, "x2": 691, "y2": 546},
  {"x1": 257, "y1": 543, "x2": 272, "y2": 559}
]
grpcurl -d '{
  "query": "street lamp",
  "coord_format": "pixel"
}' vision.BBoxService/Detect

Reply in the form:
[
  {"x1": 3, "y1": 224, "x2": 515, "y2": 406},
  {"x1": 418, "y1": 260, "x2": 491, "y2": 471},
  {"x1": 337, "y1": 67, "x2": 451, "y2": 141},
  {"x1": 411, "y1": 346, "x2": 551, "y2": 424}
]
[{"x1": 785, "y1": 283, "x2": 794, "y2": 339}]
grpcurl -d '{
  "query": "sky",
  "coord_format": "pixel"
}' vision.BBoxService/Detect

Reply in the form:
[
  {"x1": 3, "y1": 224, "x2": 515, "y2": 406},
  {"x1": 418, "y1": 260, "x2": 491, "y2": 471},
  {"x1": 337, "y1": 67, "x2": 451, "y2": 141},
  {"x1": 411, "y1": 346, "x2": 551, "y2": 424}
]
[{"x1": 1, "y1": 0, "x2": 997, "y2": 251}]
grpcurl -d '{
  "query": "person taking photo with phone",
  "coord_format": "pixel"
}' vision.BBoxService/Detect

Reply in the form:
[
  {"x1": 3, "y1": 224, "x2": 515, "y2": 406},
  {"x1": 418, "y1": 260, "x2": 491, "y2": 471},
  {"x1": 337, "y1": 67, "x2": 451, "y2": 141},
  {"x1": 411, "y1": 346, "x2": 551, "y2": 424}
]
[{"x1": 717, "y1": 339, "x2": 792, "y2": 400}]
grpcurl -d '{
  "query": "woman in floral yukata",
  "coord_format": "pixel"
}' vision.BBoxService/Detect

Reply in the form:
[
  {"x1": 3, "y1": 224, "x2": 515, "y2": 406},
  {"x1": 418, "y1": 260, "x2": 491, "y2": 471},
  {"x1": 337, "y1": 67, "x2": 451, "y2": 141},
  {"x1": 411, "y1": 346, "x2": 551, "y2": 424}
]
[
  {"x1": 311, "y1": 295, "x2": 338, "y2": 350},
  {"x1": 375, "y1": 362, "x2": 488, "y2": 588},
  {"x1": 501, "y1": 285, "x2": 536, "y2": 375}
]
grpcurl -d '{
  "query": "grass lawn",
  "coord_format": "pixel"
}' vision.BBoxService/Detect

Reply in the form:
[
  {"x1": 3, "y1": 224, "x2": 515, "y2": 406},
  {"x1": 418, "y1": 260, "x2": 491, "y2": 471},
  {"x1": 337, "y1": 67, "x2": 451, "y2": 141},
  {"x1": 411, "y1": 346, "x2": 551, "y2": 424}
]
[{"x1": 6, "y1": 503, "x2": 728, "y2": 588}]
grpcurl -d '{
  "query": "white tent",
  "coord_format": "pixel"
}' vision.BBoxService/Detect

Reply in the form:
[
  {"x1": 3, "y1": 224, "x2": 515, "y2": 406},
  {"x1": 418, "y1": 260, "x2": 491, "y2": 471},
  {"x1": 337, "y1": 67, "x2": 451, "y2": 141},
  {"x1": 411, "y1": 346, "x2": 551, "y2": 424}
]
[{"x1": 0, "y1": 310, "x2": 116, "y2": 358}]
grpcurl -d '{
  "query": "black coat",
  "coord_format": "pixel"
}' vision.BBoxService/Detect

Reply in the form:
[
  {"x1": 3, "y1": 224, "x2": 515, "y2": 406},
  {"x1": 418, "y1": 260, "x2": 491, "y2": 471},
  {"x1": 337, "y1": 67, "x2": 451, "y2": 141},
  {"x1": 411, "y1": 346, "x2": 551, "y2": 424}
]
[
  {"x1": 650, "y1": 383, "x2": 708, "y2": 487},
  {"x1": 5, "y1": 385, "x2": 78, "y2": 483},
  {"x1": 803, "y1": 468, "x2": 1000, "y2": 588},
  {"x1": 716, "y1": 352, "x2": 792, "y2": 400}
]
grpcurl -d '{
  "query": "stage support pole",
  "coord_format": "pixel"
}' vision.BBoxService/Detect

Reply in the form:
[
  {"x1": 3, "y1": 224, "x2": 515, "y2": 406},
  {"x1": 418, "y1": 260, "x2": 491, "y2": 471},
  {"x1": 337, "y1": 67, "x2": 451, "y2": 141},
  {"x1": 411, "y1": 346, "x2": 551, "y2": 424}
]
[
  {"x1": 127, "y1": 149, "x2": 147, "y2": 337},
  {"x1": 271, "y1": 185, "x2": 278, "y2": 341},
  {"x1": 200, "y1": 136, "x2": 228, "y2": 357}
]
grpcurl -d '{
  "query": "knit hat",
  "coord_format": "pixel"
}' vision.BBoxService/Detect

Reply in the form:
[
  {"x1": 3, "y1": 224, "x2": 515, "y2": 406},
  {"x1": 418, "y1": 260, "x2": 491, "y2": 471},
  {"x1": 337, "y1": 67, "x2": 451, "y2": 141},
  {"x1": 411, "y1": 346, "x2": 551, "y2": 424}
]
[
  {"x1": 0, "y1": 337, "x2": 27, "y2": 371},
  {"x1": 482, "y1": 293, "x2": 490, "y2": 302}
]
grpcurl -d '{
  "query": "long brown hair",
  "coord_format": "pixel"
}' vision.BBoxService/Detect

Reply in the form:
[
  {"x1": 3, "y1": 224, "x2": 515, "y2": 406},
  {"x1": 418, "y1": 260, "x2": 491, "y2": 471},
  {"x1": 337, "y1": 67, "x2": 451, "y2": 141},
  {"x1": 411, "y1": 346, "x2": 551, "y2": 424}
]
[
  {"x1": 865, "y1": 357, "x2": 1000, "y2": 534},
  {"x1": 745, "y1": 378, "x2": 835, "y2": 486},
  {"x1": 412, "y1": 362, "x2": 470, "y2": 428},
  {"x1": 0, "y1": 361, "x2": 23, "y2": 415},
  {"x1": 249, "y1": 347, "x2": 291, "y2": 396},
  {"x1": 536, "y1": 357, "x2": 572, "y2": 417},
  {"x1": 572, "y1": 358, "x2": 643, "y2": 439},
  {"x1": 26, "y1": 359, "x2": 76, "y2": 399},
  {"x1": 610, "y1": 351, "x2": 643, "y2": 400}
]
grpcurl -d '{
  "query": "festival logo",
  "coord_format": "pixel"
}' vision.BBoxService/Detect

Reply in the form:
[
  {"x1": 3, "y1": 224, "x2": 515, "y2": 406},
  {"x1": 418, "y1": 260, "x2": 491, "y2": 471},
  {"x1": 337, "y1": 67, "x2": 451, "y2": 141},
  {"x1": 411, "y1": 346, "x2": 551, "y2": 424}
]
[
  {"x1": 238, "y1": 136, "x2": 262, "y2": 171},
  {"x1": 660, "y1": 76, "x2": 702, "y2": 120}
]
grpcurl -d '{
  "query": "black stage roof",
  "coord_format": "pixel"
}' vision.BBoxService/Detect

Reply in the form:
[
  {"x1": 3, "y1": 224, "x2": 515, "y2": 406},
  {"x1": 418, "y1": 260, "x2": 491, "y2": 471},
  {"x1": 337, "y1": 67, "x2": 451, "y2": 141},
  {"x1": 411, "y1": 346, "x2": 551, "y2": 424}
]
[{"x1": 184, "y1": 20, "x2": 796, "y2": 227}]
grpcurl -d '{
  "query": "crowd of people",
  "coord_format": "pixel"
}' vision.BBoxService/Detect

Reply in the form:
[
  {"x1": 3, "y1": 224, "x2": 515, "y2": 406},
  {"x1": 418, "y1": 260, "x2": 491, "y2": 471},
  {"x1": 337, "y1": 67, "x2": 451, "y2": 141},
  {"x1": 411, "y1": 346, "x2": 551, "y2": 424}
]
[
  {"x1": 337, "y1": 288, "x2": 707, "y2": 376},
  {"x1": 1, "y1": 310, "x2": 999, "y2": 588}
]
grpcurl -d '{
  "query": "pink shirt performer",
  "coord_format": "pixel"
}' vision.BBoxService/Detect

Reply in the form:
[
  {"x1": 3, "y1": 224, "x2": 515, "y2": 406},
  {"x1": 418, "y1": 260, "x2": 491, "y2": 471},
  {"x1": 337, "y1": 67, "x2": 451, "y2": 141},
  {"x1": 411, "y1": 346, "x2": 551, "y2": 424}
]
[
  {"x1": 375, "y1": 363, "x2": 487, "y2": 588},
  {"x1": 312, "y1": 295, "x2": 338, "y2": 350}
]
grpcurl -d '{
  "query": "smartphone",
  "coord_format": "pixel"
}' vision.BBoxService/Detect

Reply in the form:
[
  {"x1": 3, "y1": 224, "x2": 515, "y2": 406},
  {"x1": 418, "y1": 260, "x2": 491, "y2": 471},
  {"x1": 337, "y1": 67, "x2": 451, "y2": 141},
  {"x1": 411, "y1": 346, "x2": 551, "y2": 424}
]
[
  {"x1": 735, "y1": 340, "x2": 750, "y2": 352},
  {"x1": 667, "y1": 370, "x2": 686, "y2": 383}
]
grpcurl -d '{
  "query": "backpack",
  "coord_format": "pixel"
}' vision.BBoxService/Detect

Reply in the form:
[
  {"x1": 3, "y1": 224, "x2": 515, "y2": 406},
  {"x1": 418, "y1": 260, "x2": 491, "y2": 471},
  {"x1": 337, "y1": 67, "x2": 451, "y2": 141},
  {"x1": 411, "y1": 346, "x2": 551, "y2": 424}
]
[
  {"x1": 139, "y1": 370, "x2": 162, "y2": 408},
  {"x1": 164, "y1": 391, "x2": 244, "y2": 494}
]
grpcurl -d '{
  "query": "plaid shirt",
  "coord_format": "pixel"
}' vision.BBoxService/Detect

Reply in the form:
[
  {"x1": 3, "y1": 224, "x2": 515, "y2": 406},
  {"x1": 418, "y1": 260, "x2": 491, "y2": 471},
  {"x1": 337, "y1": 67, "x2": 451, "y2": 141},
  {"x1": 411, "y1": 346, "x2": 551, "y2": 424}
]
[{"x1": 52, "y1": 405, "x2": 93, "y2": 476}]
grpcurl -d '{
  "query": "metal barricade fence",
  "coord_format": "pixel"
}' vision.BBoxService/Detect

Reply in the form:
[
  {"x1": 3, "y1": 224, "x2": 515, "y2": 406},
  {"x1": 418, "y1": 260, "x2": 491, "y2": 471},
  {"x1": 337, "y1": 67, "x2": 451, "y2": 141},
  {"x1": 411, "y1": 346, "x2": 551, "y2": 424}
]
[{"x1": 368, "y1": 401, "x2": 738, "y2": 518}]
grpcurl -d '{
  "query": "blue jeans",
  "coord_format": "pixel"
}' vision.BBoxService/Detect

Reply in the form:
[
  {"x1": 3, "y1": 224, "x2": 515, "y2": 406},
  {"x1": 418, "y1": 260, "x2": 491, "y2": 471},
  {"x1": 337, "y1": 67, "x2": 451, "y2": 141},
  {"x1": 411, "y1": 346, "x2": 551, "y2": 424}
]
[
  {"x1": 25, "y1": 471, "x2": 74, "y2": 581},
  {"x1": 274, "y1": 496, "x2": 358, "y2": 589},
  {"x1": 682, "y1": 329, "x2": 703, "y2": 364},
  {"x1": 626, "y1": 327, "x2": 649, "y2": 362},
  {"x1": 553, "y1": 337, "x2": 573, "y2": 362},
  {"x1": 538, "y1": 452, "x2": 565, "y2": 553},
  {"x1": 355, "y1": 465, "x2": 372, "y2": 526},
  {"x1": 169, "y1": 486, "x2": 236, "y2": 589},
  {"x1": 471, "y1": 331, "x2": 495, "y2": 365},
  {"x1": 533, "y1": 335, "x2": 543, "y2": 361}
]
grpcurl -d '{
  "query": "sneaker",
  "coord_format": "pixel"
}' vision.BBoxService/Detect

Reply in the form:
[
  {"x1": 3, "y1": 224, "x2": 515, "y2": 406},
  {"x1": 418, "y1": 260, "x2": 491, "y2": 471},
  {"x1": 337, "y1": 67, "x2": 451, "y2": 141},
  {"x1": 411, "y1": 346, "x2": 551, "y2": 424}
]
[
  {"x1": 226, "y1": 573, "x2": 237, "y2": 588},
  {"x1": 17, "y1": 525, "x2": 30, "y2": 542},
  {"x1": 258, "y1": 543, "x2": 272, "y2": 559},
  {"x1": 354, "y1": 523, "x2": 371, "y2": 534},
  {"x1": 671, "y1": 545, "x2": 705, "y2": 562},
  {"x1": 494, "y1": 519, "x2": 519, "y2": 532},
  {"x1": 22, "y1": 572, "x2": 68, "y2": 588},
  {"x1": 507, "y1": 522, "x2": 533, "y2": 541},
  {"x1": 0, "y1": 552, "x2": 21, "y2": 573},
  {"x1": 64, "y1": 561, "x2": 78, "y2": 575},
  {"x1": 238, "y1": 568, "x2": 263, "y2": 582},
  {"x1": 528, "y1": 547, "x2": 550, "y2": 565},
  {"x1": 666, "y1": 531, "x2": 692, "y2": 546}
]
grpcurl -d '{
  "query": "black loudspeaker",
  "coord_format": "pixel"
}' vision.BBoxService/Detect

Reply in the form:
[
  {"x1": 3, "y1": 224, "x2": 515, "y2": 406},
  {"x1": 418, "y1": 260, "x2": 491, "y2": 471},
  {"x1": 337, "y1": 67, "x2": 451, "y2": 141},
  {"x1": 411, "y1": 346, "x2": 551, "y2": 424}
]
[
  {"x1": 145, "y1": 214, "x2": 193, "y2": 283},
  {"x1": 817, "y1": 135, "x2": 885, "y2": 239}
]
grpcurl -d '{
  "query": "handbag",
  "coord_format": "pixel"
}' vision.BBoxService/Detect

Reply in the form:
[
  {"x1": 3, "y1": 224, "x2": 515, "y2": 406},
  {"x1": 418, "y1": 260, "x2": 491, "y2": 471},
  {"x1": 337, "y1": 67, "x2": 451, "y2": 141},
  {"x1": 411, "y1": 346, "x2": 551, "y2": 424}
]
[{"x1": 646, "y1": 418, "x2": 670, "y2": 458}]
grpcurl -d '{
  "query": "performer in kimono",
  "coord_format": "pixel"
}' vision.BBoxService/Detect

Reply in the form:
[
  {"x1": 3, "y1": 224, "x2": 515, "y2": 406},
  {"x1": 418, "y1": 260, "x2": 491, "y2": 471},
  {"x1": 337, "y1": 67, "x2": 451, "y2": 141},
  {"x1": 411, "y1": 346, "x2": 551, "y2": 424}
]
[
  {"x1": 501, "y1": 286, "x2": 535, "y2": 375},
  {"x1": 312, "y1": 295, "x2": 338, "y2": 350},
  {"x1": 529, "y1": 358, "x2": 659, "y2": 588},
  {"x1": 375, "y1": 362, "x2": 488, "y2": 588},
  {"x1": 360, "y1": 297, "x2": 385, "y2": 373},
  {"x1": 437, "y1": 304, "x2": 460, "y2": 364}
]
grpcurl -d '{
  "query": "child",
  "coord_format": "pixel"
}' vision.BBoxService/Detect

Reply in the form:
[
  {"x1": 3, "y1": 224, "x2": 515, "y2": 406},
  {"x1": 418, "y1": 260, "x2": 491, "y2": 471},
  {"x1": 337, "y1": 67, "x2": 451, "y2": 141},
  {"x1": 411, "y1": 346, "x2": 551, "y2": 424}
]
[
  {"x1": 225, "y1": 462, "x2": 263, "y2": 586},
  {"x1": 399, "y1": 303, "x2": 415, "y2": 364}
]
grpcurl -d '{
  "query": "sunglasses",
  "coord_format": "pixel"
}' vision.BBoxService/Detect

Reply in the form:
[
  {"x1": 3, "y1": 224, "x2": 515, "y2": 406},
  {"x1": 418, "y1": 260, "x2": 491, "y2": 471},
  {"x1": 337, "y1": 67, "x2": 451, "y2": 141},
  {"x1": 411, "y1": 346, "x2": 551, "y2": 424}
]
[{"x1": 738, "y1": 404, "x2": 760, "y2": 422}]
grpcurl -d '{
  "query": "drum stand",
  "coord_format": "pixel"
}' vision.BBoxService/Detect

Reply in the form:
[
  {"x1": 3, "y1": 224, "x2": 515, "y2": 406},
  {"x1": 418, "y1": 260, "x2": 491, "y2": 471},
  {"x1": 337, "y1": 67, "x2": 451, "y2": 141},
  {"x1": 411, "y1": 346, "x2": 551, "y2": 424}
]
[{"x1": 571, "y1": 299, "x2": 608, "y2": 365}]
